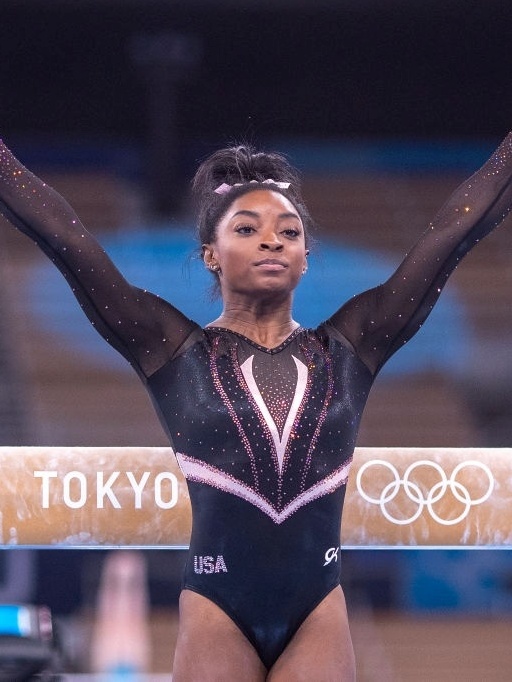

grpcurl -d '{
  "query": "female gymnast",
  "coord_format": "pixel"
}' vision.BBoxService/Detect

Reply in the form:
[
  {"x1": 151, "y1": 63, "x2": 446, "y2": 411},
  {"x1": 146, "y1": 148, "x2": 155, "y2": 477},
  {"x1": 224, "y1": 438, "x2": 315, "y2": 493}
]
[{"x1": 1, "y1": 133, "x2": 512, "y2": 681}]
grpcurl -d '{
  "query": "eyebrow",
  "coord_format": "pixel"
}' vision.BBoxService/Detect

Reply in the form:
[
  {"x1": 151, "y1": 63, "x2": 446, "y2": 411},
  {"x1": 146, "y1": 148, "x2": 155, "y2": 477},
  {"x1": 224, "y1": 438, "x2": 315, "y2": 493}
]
[{"x1": 231, "y1": 209, "x2": 301, "y2": 221}]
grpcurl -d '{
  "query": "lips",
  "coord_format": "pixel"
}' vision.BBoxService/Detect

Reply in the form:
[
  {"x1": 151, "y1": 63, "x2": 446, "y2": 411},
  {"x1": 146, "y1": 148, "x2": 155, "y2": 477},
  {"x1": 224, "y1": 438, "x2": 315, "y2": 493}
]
[{"x1": 254, "y1": 258, "x2": 288, "y2": 268}]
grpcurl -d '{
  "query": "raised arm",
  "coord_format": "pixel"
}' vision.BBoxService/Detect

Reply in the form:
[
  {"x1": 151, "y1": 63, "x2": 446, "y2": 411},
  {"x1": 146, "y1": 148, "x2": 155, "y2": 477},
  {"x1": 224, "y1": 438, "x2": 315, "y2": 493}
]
[
  {"x1": 328, "y1": 132, "x2": 512, "y2": 376},
  {"x1": 0, "y1": 140, "x2": 197, "y2": 378}
]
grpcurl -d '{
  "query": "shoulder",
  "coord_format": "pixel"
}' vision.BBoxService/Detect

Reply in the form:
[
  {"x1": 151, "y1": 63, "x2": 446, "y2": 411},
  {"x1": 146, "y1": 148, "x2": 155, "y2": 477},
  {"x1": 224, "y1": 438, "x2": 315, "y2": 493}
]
[{"x1": 309, "y1": 321, "x2": 357, "y2": 354}]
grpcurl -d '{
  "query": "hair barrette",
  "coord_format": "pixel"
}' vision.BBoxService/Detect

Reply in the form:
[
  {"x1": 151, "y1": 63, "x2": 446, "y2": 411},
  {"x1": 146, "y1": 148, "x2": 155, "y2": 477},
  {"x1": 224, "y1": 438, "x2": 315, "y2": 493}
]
[{"x1": 214, "y1": 179, "x2": 291, "y2": 195}]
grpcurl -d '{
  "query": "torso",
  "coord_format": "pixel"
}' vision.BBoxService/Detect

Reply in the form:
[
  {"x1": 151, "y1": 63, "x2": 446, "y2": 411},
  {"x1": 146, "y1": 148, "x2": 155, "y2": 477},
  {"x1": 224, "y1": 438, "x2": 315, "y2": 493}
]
[{"x1": 147, "y1": 324, "x2": 373, "y2": 667}]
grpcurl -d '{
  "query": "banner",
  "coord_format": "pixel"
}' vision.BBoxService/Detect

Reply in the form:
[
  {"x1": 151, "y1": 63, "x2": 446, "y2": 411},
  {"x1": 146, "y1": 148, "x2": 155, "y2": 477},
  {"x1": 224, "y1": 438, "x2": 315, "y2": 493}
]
[{"x1": 0, "y1": 447, "x2": 509, "y2": 548}]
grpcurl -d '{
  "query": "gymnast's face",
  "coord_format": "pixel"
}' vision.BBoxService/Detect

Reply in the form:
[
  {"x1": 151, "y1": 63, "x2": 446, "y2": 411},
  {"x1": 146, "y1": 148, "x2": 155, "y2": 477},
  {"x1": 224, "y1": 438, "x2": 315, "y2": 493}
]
[{"x1": 203, "y1": 189, "x2": 308, "y2": 300}]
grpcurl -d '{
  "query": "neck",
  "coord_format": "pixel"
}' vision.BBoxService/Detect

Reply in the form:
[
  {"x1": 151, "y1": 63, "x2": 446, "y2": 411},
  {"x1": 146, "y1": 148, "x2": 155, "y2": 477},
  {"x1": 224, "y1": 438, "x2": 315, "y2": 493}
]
[{"x1": 207, "y1": 302, "x2": 299, "y2": 348}]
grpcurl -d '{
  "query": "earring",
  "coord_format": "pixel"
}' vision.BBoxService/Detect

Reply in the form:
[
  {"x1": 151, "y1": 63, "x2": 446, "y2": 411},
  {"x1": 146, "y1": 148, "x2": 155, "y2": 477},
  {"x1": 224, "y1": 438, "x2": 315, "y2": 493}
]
[{"x1": 208, "y1": 263, "x2": 220, "y2": 272}]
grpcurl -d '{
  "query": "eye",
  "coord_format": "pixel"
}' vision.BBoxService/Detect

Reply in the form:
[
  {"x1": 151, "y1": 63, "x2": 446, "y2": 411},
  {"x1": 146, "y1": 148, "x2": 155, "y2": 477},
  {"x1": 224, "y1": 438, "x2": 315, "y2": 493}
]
[
  {"x1": 281, "y1": 227, "x2": 301, "y2": 238},
  {"x1": 234, "y1": 224, "x2": 256, "y2": 235}
]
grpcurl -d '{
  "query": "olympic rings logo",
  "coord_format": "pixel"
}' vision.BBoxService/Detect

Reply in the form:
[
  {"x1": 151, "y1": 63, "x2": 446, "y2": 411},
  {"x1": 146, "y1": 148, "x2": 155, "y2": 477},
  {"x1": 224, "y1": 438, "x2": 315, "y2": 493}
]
[{"x1": 355, "y1": 459, "x2": 494, "y2": 526}]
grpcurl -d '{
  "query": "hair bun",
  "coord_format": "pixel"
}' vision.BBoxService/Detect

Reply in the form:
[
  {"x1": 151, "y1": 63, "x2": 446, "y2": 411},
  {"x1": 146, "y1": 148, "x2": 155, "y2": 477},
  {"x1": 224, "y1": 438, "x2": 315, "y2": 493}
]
[{"x1": 192, "y1": 145, "x2": 301, "y2": 197}]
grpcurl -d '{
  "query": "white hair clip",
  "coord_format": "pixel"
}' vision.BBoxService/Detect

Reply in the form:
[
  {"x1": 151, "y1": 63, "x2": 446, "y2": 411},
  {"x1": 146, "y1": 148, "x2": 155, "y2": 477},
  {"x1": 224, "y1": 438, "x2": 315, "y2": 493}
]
[{"x1": 214, "y1": 179, "x2": 291, "y2": 195}]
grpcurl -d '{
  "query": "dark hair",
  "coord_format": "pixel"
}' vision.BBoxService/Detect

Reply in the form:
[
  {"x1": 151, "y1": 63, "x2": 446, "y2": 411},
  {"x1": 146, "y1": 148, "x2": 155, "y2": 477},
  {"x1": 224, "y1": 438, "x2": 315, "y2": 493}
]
[{"x1": 192, "y1": 144, "x2": 315, "y2": 247}]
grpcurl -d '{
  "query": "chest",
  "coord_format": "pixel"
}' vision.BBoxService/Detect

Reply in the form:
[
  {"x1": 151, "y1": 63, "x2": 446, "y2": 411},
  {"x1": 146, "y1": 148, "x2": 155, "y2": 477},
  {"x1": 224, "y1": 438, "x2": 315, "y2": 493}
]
[{"x1": 149, "y1": 332, "x2": 372, "y2": 463}]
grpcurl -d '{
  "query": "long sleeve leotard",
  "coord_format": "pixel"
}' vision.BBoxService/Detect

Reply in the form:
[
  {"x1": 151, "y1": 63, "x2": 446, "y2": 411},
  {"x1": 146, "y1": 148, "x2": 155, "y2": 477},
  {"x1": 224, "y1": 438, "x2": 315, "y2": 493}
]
[{"x1": 1, "y1": 134, "x2": 512, "y2": 668}]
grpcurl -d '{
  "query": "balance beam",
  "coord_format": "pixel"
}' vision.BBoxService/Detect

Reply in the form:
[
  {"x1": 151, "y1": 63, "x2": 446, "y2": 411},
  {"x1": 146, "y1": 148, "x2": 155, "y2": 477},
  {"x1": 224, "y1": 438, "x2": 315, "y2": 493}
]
[{"x1": 0, "y1": 447, "x2": 507, "y2": 548}]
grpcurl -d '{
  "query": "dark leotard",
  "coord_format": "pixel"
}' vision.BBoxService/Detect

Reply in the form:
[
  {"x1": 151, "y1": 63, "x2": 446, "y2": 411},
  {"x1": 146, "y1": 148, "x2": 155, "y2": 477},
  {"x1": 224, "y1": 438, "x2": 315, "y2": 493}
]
[{"x1": 1, "y1": 135, "x2": 512, "y2": 668}]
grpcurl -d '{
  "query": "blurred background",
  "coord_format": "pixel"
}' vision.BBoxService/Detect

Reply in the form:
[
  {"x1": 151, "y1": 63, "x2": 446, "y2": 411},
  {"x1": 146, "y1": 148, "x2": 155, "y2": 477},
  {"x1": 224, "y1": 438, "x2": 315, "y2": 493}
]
[{"x1": 1, "y1": 0, "x2": 512, "y2": 678}]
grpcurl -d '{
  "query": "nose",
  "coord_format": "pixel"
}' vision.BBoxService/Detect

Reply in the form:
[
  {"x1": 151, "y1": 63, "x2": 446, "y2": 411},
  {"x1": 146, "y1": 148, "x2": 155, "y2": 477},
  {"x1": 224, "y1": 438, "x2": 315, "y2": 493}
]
[{"x1": 260, "y1": 231, "x2": 283, "y2": 251}]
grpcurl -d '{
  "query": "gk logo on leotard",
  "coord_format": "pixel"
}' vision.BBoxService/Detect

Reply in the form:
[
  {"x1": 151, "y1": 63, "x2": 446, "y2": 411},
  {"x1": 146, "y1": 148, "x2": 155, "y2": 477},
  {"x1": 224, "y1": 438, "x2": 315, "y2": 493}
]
[
  {"x1": 356, "y1": 459, "x2": 494, "y2": 526},
  {"x1": 193, "y1": 555, "x2": 228, "y2": 574},
  {"x1": 323, "y1": 547, "x2": 339, "y2": 566}
]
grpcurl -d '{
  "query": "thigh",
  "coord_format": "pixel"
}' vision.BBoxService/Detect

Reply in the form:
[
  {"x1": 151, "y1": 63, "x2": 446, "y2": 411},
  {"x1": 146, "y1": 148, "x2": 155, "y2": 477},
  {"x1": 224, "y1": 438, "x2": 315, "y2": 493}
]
[
  {"x1": 172, "y1": 589, "x2": 267, "y2": 682},
  {"x1": 267, "y1": 586, "x2": 356, "y2": 682}
]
